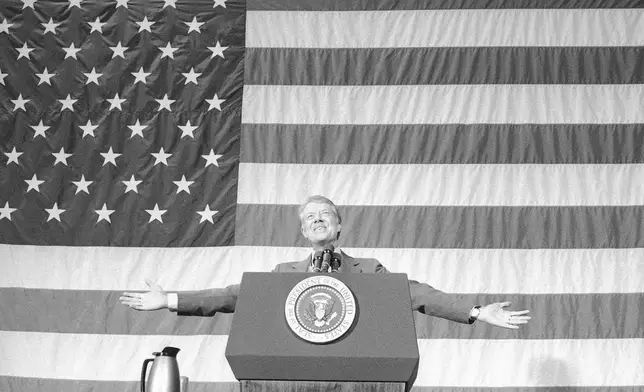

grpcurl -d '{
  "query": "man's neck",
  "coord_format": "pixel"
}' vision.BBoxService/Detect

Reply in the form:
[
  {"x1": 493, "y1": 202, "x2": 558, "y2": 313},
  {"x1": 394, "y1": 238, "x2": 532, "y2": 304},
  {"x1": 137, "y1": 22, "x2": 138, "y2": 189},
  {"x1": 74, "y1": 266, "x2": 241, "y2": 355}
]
[{"x1": 310, "y1": 241, "x2": 337, "y2": 252}]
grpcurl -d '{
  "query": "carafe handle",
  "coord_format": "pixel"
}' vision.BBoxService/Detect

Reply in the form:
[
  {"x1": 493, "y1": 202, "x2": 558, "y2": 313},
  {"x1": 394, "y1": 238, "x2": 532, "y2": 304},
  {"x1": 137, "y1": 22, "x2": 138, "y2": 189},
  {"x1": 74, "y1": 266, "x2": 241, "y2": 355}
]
[{"x1": 140, "y1": 358, "x2": 154, "y2": 392}]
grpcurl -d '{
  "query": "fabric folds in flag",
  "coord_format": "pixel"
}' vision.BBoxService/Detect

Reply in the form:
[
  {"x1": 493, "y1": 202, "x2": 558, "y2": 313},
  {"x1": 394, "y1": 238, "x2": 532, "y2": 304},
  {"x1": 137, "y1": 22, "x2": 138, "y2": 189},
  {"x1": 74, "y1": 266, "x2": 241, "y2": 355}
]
[{"x1": 1, "y1": 0, "x2": 644, "y2": 391}]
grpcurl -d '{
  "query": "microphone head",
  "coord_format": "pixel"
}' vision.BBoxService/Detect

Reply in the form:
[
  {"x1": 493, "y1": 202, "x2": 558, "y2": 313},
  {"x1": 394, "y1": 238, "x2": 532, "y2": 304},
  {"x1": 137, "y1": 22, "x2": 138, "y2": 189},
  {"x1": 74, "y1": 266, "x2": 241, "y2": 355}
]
[
  {"x1": 330, "y1": 254, "x2": 341, "y2": 272},
  {"x1": 313, "y1": 251, "x2": 324, "y2": 272},
  {"x1": 320, "y1": 245, "x2": 334, "y2": 272}
]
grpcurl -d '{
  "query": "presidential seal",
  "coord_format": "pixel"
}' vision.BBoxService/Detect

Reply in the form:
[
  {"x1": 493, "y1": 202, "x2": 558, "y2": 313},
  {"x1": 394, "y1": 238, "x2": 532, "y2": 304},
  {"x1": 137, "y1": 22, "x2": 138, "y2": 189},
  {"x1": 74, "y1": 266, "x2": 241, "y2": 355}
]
[{"x1": 284, "y1": 276, "x2": 356, "y2": 343}]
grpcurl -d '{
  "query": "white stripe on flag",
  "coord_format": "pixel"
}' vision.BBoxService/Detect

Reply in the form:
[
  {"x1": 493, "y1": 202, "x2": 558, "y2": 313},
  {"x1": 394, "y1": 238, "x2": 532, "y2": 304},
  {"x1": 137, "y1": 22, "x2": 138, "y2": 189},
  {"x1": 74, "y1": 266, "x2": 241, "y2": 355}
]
[
  {"x1": 242, "y1": 85, "x2": 644, "y2": 124},
  {"x1": 1, "y1": 331, "x2": 642, "y2": 387},
  {"x1": 238, "y1": 163, "x2": 644, "y2": 206},
  {"x1": 246, "y1": 9, "x2": 644, "y2": 48},
  {"x1": 415, "y1": 338, "x2": 644, "y2": 387},
  {"x1": 3, "y1": 245, "x2": 643, "y2": 294},
  {"x1": 0, "y1": 331, "x2": 235, "y2": 381}
]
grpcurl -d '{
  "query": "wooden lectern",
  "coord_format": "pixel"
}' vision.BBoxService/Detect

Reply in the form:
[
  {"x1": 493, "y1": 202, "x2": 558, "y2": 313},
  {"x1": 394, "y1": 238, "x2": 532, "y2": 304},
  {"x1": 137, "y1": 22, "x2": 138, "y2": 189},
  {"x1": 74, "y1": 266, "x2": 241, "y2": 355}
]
[{"x1": 225, "y1": 272, "x2": 419, "y2": 392}]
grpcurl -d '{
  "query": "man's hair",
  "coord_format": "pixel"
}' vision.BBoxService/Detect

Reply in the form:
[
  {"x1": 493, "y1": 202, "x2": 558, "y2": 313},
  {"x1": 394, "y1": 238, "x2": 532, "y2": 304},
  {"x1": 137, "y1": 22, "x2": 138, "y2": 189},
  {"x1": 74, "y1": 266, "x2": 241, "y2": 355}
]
[{"x1": 298, "y1": 195, "x2": 342, "y2": 224}]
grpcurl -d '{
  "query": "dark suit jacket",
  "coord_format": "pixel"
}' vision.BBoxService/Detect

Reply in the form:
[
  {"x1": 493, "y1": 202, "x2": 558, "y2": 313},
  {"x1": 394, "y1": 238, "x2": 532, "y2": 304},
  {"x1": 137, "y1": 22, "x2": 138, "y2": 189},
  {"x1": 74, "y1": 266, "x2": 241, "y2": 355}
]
[{"x1": 177, "y1": 252, "x2": 473, "y2": 324}]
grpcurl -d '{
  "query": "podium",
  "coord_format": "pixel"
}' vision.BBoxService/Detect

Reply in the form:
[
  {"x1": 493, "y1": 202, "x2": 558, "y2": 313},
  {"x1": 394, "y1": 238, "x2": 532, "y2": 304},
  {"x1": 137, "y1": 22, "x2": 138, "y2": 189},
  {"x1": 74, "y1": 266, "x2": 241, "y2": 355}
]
[{"x1": 225, "y1": 272, "x2": 420, "y2": 392}]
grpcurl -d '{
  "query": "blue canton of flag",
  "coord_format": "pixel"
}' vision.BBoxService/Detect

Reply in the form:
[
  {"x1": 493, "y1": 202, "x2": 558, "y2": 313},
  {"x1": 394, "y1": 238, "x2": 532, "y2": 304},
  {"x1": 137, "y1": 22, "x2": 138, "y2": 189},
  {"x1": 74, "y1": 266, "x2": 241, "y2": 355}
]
[{"x1": 0, "y1": 0, "x2": 241, "y2": 247}]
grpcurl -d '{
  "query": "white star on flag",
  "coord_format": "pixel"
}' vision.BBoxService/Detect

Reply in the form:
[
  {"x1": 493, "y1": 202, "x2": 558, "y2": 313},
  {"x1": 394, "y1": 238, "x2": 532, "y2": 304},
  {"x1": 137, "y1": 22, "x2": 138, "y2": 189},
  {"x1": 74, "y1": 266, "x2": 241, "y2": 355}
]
[
  {"x1": 30, "y1": 120, "x2": 49, "y2": 138},
  {"x1": 208, "y1": 41, "x2": 228, "y2": 59},
  {"x1": 122, "y1": 175, "x2": 142, "y2": 194},
  {"x1": 155, "y1": 94, "x2": 175, "y2": 112},
  {"x1": 146, "y1": 204, "x2": 167, "y2": 223},
  {"x1": 68, "y1": 0, "x2": 82, "y2": 8},
  {"x1": 206, "y1": 94, "x2": 225, "y2": 111},
  {"x1": 4, "y1": 147, "x2": 23, "y2": 165},
  {"x1": 107, "y1": 93, "x2": 126, "y2": 110},
  {"x1": 88, "y1": 17, "x2": 106, "y2": 34},
  {"x1": 17, "y1": 43, "x2": 34, "y2": 60},
  {"x1": 63, "y1": 43, "x2": 81, "y2": 59},
  {"x1": 59, "y1": 94, "x2": 77, "y2": 111},
  {"x1": 42, "y1": 18, "x2": 60, "y2": 34},
  {"x1": 202, "y1": 149, "x2": 223, "y2": 167},
  {"x1": 95, "y1": 203, "x2": 115, "y2": 223},
  {"x1": 22, "y1": 0, "x2": 37, "y2": 9},
  {"x1": 159, "y1": 42, "x2": 178, "y2": 59},
  {"x1": 79, "y1": 120, "x2": 98, "y2": 138},
  {"x1": 131, "y1": 67, "x2": 150, "y2": 84},
  {"x1": 115, "y1": 0, "x2": 128, "y2": 8},
  {"x1": 0, "y1": 202, "x2": 17, "y2": 221},
  {"x1": 11, "y1": 94, "x2": 29, "y2": 111},
  {"x1": 128, "y1": 120, "x2": 147, "y2": 138},
  {"x1": 173, "y1": 175, "x2": 194, "y2": 194},
  {"x1": 52, "y1": 148, "x2": 72, "y2": 166},
  {"x1": 25, "y1": 174, "x2": 45, "y2": 193},
  {"x1": 0, "y1": 68, "x2": 7, "y2": 85},
  {"x1": 213, "y1": 0, "x2": 226, "y2": 8},
  {"x1": 83, "y1": 67, "x2": 102, "y2": 85},
  {"x1": 0, "y1": 20, "x2": 13, "y2": 34},
  {"x1": 36, "y1": 67, "x2": 55, "y2": 85},
  {"x1": 45, "y1": 203, "x2": 65, "y2": 222},
  {"x1": 100, "y1": 147, "x2": 121, "y2": 167},
  {"x1": 197, "y1": 205, "x2": 219, "y2": 224},
  {"x1": 184, "y1": 16, "x2": 204, "y2": 33},
  {"x1": 72, "y1": 175, "x2": 92, "y2": 194},
  {"x1": 182, "y1": 67, "x2": 201, "y2": 85},
  {"x1": 136, "y1": 16, "x2": 154, "y2": 33},
  {"x1": 151, "y1": 147, "x2": 172, "y2": 166},
  {"x1": 163, "y1": 0, "x2": 177, "y2": 8},
  {"x1": 179, "y1": 120, "x2": 198, "y2": 138},
  {"x1": 110, "y1": 42, "x2": 128, "y2": 59}
]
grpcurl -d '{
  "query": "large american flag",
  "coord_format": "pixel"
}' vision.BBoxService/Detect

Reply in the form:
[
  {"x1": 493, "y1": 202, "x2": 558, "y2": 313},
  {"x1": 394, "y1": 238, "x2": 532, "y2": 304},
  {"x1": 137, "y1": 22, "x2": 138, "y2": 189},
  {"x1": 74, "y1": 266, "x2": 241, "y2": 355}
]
[{"x1": 1, "y1": 0, "x2": 643, "y2": 391}]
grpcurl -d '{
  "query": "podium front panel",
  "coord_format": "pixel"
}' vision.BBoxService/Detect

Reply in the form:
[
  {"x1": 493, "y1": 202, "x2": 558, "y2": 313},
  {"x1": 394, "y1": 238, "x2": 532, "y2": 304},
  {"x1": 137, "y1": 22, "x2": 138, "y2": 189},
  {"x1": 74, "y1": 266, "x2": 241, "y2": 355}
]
[{"x1": 225, "y1": 272, "x2": 419, "y2": 385}]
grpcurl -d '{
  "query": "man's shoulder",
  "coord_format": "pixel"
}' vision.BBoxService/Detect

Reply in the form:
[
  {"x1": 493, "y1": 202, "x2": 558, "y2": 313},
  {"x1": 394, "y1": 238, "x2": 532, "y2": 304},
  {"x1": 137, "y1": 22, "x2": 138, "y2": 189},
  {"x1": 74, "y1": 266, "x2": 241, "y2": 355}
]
[
  {"x1": 347, "y1": 256, "x2": 386, "y2": 273},
  {"x1": 347, "y1": 256, "x2": 379, "y2": 265},
  {"x1": 272, "y1": 260, "x2": 306, "y2": 272}
]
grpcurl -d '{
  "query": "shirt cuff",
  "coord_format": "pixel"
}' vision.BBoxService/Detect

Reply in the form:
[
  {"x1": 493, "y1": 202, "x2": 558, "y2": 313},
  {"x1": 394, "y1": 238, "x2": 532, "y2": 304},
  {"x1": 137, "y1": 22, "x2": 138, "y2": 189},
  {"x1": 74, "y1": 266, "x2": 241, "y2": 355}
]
[
  {"x1": 468, "y1": 305, "x2": 481, "y2": 324},
  {"x1": 167, "y1": 293, "x2": 178, "y2": 311}
]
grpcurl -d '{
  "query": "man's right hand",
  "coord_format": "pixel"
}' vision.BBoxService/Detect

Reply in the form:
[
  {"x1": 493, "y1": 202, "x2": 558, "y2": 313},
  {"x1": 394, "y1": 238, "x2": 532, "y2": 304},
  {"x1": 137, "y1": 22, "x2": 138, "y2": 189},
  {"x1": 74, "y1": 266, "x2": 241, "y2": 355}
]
[{"x1": 119, "y1": 279, "x2": 168, "y2": 311}]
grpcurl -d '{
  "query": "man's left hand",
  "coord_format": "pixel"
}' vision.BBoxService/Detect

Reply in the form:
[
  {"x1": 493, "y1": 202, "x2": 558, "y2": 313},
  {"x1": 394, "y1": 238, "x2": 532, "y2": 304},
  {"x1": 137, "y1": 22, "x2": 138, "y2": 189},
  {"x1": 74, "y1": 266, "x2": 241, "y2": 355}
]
[{"x1": 478, "y1": 301, "x2": 531, "y2": 329}]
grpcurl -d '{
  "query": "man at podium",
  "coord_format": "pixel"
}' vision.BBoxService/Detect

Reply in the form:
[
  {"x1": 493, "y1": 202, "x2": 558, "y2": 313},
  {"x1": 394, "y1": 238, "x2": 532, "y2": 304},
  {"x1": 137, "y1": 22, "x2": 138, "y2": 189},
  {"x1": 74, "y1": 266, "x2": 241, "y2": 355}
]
[{"x1": 120, "y1": 195, "x2": 531, "y2": 329}]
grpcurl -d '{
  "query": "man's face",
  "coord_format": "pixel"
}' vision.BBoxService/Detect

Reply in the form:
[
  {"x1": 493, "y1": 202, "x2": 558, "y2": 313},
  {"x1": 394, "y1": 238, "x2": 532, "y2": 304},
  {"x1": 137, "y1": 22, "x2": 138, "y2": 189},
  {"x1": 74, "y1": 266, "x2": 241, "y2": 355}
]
[{"x1": 300, "y1": 202, "x2": 341, "y2": 248}]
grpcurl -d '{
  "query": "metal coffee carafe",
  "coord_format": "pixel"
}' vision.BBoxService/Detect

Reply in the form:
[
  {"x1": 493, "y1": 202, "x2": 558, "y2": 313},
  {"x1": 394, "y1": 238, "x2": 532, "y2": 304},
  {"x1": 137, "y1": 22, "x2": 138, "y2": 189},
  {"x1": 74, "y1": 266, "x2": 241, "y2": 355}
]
[{"x1": 141, "y1": 346, "x2": 181, "y2": 392}]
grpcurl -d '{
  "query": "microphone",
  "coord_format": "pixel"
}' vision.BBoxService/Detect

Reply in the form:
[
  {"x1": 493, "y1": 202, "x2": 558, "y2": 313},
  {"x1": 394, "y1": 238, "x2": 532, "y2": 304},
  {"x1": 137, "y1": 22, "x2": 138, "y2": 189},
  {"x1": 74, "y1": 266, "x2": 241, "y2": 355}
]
[
  {"x1": 312, "y1": 251, "x2": 323, "y2": 272},
  {"x1": 321, "y1": 244, "x2": 334, "y2": 273},
  {"x1": 330, "y1": 253, "x2": 341, "y2": 272}
]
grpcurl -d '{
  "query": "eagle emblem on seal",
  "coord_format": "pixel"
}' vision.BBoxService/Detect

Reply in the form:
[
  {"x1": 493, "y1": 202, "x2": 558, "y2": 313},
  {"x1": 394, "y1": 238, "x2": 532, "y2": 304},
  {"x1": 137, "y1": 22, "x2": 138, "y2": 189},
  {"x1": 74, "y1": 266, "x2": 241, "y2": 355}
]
[{"x1": 303, "y1": 293, "x2": 338, "y2": 327}]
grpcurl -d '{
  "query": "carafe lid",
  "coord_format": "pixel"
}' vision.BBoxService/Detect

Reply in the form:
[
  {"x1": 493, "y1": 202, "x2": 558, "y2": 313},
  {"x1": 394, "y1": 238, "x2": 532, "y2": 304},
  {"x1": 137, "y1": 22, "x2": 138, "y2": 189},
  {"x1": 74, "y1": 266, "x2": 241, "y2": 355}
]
[{"x1": 153, "y1": 346, "x2": 180, "y2": 357}]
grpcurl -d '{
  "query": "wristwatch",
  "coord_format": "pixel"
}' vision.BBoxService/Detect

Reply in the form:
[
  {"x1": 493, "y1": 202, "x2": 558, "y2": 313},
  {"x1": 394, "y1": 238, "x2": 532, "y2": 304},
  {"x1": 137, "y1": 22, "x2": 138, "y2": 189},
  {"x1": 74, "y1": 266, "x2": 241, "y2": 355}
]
[{"x1": 468, "y1": 305, "x2": 481, "y2": 324}]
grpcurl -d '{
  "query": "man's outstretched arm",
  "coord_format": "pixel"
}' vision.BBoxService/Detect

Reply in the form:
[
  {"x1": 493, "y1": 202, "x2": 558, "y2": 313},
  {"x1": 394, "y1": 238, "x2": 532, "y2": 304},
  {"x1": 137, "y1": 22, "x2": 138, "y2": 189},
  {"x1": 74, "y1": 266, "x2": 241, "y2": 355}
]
[
  {"x1": 120, "y1": 263, "x2": 295, "y2": 315},
  {"x1": 119, "y1": 279, "x2": 239, "y2": 316},
  {"x1": 175, "y1": 284, "x2": 239, "y2": 316},
  {"x1": 408, "y1": 279, "x2": 473, "y2": 324},
  {"x1": 375, "y1": 262, "x2": 531, "y2": 329}
]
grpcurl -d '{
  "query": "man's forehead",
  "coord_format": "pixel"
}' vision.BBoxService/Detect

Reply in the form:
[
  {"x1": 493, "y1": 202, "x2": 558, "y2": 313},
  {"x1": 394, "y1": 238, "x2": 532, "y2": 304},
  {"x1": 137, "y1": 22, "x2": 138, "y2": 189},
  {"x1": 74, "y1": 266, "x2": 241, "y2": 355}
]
[{"x1": 302, "y1": 202, "x2": 334, "y2": 213}]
